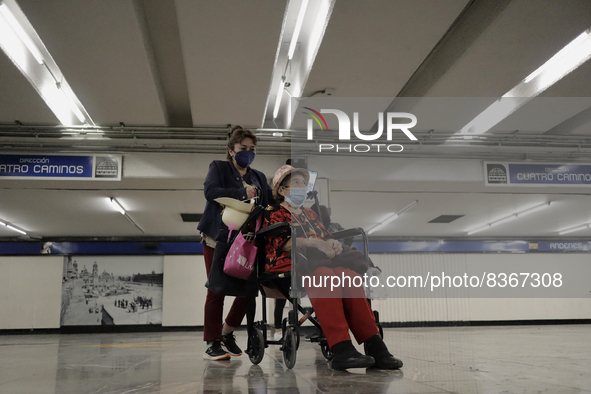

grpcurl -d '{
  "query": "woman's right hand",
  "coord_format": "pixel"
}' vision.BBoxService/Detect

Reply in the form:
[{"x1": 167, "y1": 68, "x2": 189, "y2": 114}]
[{"x1": 245, "y1": 184, "x2": 257, "y2": 199}]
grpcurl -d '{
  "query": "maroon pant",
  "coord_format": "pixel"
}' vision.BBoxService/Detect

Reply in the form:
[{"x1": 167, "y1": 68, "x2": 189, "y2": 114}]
[
  {"x1": 203, "y1": 244, "x2": 247, "y2": 342},
  {"x1": 304, "y1": 266, "x2": 378, "y2": 349}
]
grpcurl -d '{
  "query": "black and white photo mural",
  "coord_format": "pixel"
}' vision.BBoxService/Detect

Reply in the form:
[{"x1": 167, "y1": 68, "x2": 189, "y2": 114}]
[{"x1": 60, "y1": 256, "x2": 164, "y2": 326}]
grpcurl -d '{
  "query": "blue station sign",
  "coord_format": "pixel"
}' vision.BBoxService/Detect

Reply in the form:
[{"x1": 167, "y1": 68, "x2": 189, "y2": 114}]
[
  {"x1": 0, "y1": 154, "x2": 122, "y2": 181},
  {"x1": 485, "y1": 162, "x2": 591, "y2": 186}
]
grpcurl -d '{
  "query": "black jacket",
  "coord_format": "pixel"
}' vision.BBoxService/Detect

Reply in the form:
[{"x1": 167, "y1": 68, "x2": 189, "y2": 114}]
[{"x1": 197, "y1": 160, "x2": 272, "y2": 241}]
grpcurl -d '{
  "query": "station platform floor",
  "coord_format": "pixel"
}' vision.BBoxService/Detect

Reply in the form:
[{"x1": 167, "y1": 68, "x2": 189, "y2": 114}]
[{"x1": 1, "y1": 324, "x2": 590, "y2": 393}]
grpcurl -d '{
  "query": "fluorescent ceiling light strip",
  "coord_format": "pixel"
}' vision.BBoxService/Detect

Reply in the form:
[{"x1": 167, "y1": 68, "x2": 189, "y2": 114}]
[
  {"x1": 263, "y1": 0, "x2": 333, "y2": 129},
  {"x1": 288, "y1": 0, "x2": 309, "y2": 60},
  {"x1": 0, "y1": 3, "x2": 43, "y2": 64},
  {"x1": 109, "y1": 197, "x2": 144, "y2": 233},
  {"x1": 459, "y1": 28, "x2": 591, "y2": 135},
  {"x1": 466, "y1": 202, "x2": 551, "y2": 235},
  {"x1": 1, "y1": 220, "x2": 27, "y2": 235},
  {"x1": 42, "y1": 83, "x2": 88, "y2": 125},
  {"x1": 524, "y1": 31, "x2": 589, "y2": 83},
  {"x1": 367, "y1": 221, "x2": 388, "y2": 235},
  {"x1": 124, "y1": 213, "x2": 145, "y2": 234},
  {"x1": 0, "y1": 0, "x2": 93, "y2": 126},
  {"x1": 516, "y1": 201, "x2": 552, "y2": 217},
  {"x1": 368, "y1": 214, "x2": 397, "y2": 235},
  {"x1": 558, "y1": 224, "x2": 589, "y2": 235},
  {"x1": 6, "y1": 224, "x2": 26, "y2": 235},
  {"x1": 110, "y1": 197, "x2": 126, "y2": 215},
  {"x1": 489, "y1": 215, "x2": 517, "y2": 227},
  {"x1": 59, "y1": 87, "x2": 85, "y2": 123},
  {"x1": 500, "y1": 202, "x2": 551, "y2": 220},
  {"x1": 367, "y1": 200, "x2": 418, "y2": 235},
  {"x1": 273, "y1": 81, "x2": 284, "y2": 119},
  {"x1": 381, "y1": 213, "x2": 399, "y2": 225},
  {"x1": 397, "y1": 200, "x2": 418, "y2": 215},
  {"x1": 467, "y1": 225, "x2": 490, "y2": 236}
]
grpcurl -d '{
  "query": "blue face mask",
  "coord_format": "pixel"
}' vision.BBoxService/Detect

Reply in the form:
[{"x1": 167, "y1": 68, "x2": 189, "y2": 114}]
[
  {"x1": 234, "y1": 150, "x2": 255, "y2": 168},
  {"x1": 285, "y1": 187, "x2": 308, "y2": 207}
]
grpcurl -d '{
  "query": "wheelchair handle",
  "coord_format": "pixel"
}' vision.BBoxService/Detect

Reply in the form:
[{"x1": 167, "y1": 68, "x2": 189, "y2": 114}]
[{"x1": 256, "y1": 221, "x2": 290, "y2": 237}]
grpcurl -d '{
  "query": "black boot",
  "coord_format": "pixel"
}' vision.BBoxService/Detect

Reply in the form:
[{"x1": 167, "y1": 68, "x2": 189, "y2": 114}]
[
  {"x1": 330, "y1": 340, "x2": 375, "y2": 370},
  {"x1": 364, "y1": 335, "x2": 403, "y2": 370}
]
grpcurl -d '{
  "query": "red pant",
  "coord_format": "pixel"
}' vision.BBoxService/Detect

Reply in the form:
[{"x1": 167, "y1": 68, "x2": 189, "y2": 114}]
[
  {"x1": 203, "y1": 245, "x2": 247, "y2": 342},
  {"x1": 303, "y1": 266, "x2": 378, "y2": 349}
]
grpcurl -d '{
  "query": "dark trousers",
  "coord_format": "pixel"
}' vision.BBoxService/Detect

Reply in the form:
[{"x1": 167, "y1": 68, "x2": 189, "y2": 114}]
[{"x1": 203, "y1": 244, "x2": 247, "y2": 342}]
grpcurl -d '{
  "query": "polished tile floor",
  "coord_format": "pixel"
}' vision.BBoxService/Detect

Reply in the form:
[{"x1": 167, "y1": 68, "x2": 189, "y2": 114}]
[{"x1": 1, "y1": 325, "x2": 590, "y2": 393}]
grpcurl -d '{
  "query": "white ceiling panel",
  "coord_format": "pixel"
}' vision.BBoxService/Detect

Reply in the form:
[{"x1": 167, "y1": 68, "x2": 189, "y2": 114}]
[
  {"x1": 176, "y1": 0, "x2": 285, "y2": 128},
  {"x1": 305, "y1": 0, "x2": 471, "y2": 97}
]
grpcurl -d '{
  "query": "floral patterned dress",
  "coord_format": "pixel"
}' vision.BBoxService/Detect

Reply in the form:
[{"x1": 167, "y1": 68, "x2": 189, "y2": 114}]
[{"x1": 263, "y1": 204, "x2": 331, "y2": 272}]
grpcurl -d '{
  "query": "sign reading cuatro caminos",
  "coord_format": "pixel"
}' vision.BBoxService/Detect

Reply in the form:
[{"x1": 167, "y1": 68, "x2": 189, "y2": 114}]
[
  {"x1": 484, "y1": 162, "x2": 591, "y2": 187},
  {"x1": 0, "y1": 154, "x2": 122, "y2": 181}
]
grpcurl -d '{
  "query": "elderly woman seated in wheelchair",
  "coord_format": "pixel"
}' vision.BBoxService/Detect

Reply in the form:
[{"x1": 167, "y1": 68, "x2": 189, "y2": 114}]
[{"x1": 262, "y1": 164, "x2": 403, "y2": 370}]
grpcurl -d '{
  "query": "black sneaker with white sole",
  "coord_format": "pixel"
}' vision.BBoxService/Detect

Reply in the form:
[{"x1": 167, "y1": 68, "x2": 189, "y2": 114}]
[
  {"x1": 203, "y1": 340, "x2": 231, "y2": 361},
  {"x1": 222, "y1": 332, "x2": 243, "y2": 356}
]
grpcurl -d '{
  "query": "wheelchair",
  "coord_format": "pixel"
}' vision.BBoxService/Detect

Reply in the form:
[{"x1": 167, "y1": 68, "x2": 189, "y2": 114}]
[{"x1": 243, "y1": 209, "x2": 383, "y2": 369}]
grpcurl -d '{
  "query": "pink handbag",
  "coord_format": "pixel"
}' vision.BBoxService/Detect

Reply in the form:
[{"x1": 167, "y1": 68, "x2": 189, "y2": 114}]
[{"x1": 223, "y1": 215, "x2": 262, "y2": 280}]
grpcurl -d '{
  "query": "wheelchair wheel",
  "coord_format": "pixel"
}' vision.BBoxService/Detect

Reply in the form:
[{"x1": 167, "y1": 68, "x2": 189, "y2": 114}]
[
  {"x1": 320, "y1": 339, "x2": 333, "y2": 360},
  {"x1": 281, "y1": 317, "x2": 287, "y2": 340},
  {"x1": 283, "y1": 327, "x2": 297, "y2": 369},
  {"x1": 248, "y1": 327, "x2": 265, "y2": 365},
  {"x1": 287, "y1": 310, "x2": 301, "y2": 350}
]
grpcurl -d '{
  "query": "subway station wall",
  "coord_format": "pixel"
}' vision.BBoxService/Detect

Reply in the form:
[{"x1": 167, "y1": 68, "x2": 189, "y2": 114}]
[
  {"x1": 0, "y1": 256, "x2": 63, "y2": 329},
  {"x1": 0, "y1": 253, "x2": 590, "y2": 330},
  {"x1": 0, "y1": 255, "x2": 271, "y2": 330},
  {"x1": 370, "y1": 253, "x2": 591, "y2": 323}
]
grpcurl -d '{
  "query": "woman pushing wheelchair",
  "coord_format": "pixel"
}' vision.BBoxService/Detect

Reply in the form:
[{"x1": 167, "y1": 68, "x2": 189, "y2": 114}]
[{"x1": 263, "y1": 165, "x2": 403, "y2": 370}]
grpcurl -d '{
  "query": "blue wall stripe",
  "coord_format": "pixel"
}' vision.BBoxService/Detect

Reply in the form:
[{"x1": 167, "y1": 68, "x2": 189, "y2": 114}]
[
  {"x1": 1, "y1": 240, "x2": 590, "y2": 256},
  {"x1": 0, "y1": 242, "x2": 203, "y2": 255}
]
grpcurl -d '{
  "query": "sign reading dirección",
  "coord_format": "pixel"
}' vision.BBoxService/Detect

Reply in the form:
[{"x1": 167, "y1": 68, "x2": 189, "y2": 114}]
[{"x1": 0, "y1": 154, "x2": 122, "y2": 181}]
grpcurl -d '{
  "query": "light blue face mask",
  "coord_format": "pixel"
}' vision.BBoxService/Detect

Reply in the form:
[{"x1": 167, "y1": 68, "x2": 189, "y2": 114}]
[{"x1": 285, "y1": 187, "x2": 307, "y2": 207}]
